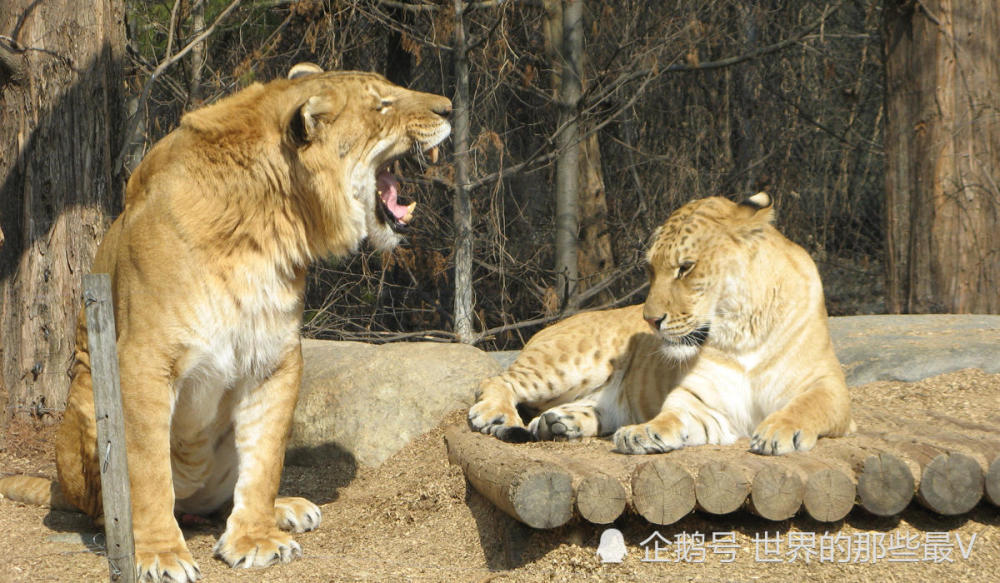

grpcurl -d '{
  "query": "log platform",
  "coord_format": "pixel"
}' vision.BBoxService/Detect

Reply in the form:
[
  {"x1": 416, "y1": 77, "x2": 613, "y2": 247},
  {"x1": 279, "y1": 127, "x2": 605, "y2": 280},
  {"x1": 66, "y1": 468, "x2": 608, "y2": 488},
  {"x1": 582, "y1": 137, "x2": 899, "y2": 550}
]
[{"x1": 444, "y1": 407, "x2": 1000, "y2": 528}]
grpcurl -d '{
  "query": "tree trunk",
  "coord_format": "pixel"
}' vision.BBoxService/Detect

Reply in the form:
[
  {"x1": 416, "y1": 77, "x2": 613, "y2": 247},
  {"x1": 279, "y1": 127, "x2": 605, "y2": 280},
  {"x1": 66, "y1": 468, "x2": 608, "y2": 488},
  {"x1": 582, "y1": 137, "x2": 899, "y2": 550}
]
[
  {"x1": 729, "y1": 4, "x2": 761, "y2": 194},
  {"x1": 883, "y1": 0, "x2": 1000, "y2": 313},
  {"x1": 545, "y1": 0, "x2": 614, "y2": 308},
  {"x1": 188, "y1": 0, "x2": 206, "y2": 106},
  {"x1": 576, "y1": 133, "x2": 614, "y2": 304},
  {"x1": 0, "y1": 0, "x2": 126, "y2": 422},
  {"x1": 552, "y1": 0, "x2": 582, "y2": 305},
  {"x1": 451, "y1": 0, "x2": 475, "y2": 342}
]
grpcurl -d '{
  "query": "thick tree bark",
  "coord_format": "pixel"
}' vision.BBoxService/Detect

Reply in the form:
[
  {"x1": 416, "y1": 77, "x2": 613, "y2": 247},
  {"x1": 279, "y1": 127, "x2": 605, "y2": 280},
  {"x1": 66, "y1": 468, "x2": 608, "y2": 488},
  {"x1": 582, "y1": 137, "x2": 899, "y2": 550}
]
[
  {"x1": 575, "y1": 133, "x2": 614, "y2": 304},
  {"x1": 0, "y1": 0, "x2": 126, "y2": 421},
  {"x1": 884, "y1": 1, "x2": 1000, "y2": 313}
]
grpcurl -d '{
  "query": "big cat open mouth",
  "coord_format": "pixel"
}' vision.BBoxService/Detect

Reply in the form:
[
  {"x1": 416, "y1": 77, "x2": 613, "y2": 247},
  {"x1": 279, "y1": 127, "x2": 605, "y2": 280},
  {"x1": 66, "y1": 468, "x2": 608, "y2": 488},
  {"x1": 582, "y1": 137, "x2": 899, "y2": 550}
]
[
  {"x1": 375, "y1": 146, "x2": 440, "y2": 232},
  {"x1": 376, "y1": 165, "x2": 414, "y2": 231}
]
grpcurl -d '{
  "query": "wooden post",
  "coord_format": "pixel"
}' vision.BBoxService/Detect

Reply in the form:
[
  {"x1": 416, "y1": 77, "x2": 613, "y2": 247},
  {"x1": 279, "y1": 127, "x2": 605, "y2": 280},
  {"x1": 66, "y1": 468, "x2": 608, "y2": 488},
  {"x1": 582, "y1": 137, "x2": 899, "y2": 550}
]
[
  {"x1": 802, "y1": 468, "x2": 856, "y2": 522},
  {"x1": 84, "y1": 274, "x2": 137, "y2": 583},
  {"x1": 691, "y1": 453, "x2": 776, "y2": 516},
  {"x1": 907, "y1": 412, "x2": 1000, "y2": 507}
]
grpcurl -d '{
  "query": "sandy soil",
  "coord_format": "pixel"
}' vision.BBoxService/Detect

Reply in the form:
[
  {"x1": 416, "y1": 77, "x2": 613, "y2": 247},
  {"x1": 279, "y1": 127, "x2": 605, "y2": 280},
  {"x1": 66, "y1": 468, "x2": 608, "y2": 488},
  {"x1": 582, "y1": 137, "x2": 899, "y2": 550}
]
[{"x1": 2, "y1": 369, "x2": 999, "y2": 582}]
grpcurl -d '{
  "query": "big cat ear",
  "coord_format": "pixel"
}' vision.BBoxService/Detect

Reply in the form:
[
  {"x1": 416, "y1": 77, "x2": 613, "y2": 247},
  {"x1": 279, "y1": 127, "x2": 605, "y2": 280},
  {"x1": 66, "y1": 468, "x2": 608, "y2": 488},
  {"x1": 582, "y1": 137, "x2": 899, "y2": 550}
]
[
  {"x1": 740, "y1": 191, "x2": 772, "y2": 211},
  {"x1": 288, "y1": 62, "x2": 323, "y2": 80},
  {"x1": 736, "y1": 191, "x2": 775, "y2": 224},
  {"x1": 289, "y1": 93, "x2": 345, "y2": 145}
]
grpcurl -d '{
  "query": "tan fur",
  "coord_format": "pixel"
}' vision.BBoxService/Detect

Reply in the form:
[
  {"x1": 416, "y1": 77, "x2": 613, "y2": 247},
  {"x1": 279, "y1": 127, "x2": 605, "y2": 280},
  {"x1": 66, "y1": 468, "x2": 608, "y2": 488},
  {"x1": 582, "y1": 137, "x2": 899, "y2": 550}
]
[
  {"x1": 0, "y1": 65, "x2": 450, "y2": 581},
  {"x1": 469, "y1": 193, "x2": 853, "y2": 455}
]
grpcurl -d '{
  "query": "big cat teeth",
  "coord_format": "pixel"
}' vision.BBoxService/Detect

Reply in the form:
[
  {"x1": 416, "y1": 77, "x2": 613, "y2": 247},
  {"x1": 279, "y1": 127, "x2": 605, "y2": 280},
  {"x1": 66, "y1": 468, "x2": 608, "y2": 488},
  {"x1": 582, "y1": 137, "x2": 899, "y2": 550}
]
[{"x1": 402, "y1": 202, "x2": 416, "y2": 224}]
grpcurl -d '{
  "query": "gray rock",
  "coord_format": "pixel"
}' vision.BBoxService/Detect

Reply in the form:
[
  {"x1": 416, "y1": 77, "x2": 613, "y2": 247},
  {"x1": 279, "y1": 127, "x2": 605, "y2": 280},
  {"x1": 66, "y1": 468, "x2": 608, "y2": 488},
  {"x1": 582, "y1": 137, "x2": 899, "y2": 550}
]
[
  {"x1": 287, "y1": 339, "x2": 501, "y2": 468},
  {"x1": 490, "y1": 314, "x2": 1000, "y2": 387},
  {"x1": 288, "y1": 315, "x2": 999, "y2": 469},
  {"x1": 489, "y1": 351, "x2": 519, "y2": 370},
  {"x1": 492, "y1": 315, "x2": 1000, "y2": 387},
  {"x1": 829, "y1": 314, "x2": 1000, "y2": 386}
]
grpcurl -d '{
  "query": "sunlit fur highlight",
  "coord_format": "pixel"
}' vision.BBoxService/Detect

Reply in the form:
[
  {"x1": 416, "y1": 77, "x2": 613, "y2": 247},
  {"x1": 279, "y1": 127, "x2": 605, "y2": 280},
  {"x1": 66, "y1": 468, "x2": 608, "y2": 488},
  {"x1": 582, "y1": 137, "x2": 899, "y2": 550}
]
[
  {"x1": 0, "y1": 66, "x2": 451, "y2": 582},
  {"x1": 469, "y1": 194, "x2": 853, "y2": 457}
]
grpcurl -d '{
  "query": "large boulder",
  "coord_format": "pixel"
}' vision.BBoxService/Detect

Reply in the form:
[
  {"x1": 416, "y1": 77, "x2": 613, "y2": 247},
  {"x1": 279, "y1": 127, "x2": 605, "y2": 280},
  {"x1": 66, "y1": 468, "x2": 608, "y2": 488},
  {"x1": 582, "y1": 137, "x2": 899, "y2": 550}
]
[
  {"x1": 829, "y1": 314, "x2": 1000, "y2": 385},
  {"x1": 287, "y1": 339, "x2": 501, "y2": 468},
  {"x1": 288, "y1": 315, "x2": 1000, "y2": 469},
  {"x1": 491, "y1": 315, "x2": 1000, "y2": 386}
]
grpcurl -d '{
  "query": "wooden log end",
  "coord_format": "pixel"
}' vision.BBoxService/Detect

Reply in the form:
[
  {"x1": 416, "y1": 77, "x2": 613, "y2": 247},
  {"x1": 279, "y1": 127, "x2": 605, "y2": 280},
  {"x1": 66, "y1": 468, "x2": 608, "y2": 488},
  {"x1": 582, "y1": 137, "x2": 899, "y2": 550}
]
[
  {"x1": 917, "y1": 452, "x2": 983, "y2": 516},
  {"x1": 443, "y1": 425, "x2": 574, "y2": 529},
  {"x1": 803, "y1": 468, "x2": 855, "y2": 522},
  {"x1": 694, "y1": 460, "x2": 750, "y2": 515},
  {"x1": 575, "y1": 473, "x2": 627, "y2": 525},
  {"x1": 986, "y1": 457, "x2": 1000, "y2": 507},
  {"x1": 857, "y1": 453, "x2": 914, "y2": 517},
  {"x1": 631, "y1": 458, "x2": 695, "y2": 525},
  {"x1": 749, "y1": 464, "x2": 803, "y2": 521},
  {"x1": 510, "y1": 469, "x2": 574, "y2": 529}
]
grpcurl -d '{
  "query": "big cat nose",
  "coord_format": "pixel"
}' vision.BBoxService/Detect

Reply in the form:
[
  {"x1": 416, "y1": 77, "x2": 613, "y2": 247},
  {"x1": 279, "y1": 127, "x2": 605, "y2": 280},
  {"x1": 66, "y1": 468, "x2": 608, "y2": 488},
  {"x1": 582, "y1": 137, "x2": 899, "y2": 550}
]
[{"x1": 434, "y1": 102, "x2": 452, "y2": 119}]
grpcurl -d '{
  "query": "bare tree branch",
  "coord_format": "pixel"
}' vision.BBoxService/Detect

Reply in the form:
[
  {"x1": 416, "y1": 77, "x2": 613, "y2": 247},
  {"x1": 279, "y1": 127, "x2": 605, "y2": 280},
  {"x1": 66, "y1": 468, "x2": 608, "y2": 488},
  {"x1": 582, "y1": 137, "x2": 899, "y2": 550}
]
[
  {"x1": 164, "y1": 0, "x2": 183, "y2": 60},
  {"x1": 0, "y1": 34, "x2": 74, "y2": 68},
  {"x1": 448, "y1": 0, "x2": 845, "y2": 194},
  {"x1": 0, "y1": 43, "x2": 27, "y2": 85},
  {"x1": 370, "y1": 0, "x2": 538, "y2": 14},
  {"x1": 114, "y1": 0, "x2": 243, "y2": 176},
  {"x1": 312, "y1": 274, "x2": 647, "y2": 345},
  {"x1": 357, "y1": 2, "x2": 454, "y2": 51},
  {"x1": 372, "y1": 0, "x2": 440, "y2": 12},
  {"x1": 473, "y1": 279, "x2": 648, "y2": 343},
  {"x1": 582, "y1": 0, "x2": 845, "y2": 112},
  {"x1": 460, "y1": 63, "x2": 658, "y2": 191},
  {"x1": 467, "y1": 0, "x2": 511, "y2": 51},
  {"x1": 664, "y1": 1, "x2": 845, "y2": 73}
]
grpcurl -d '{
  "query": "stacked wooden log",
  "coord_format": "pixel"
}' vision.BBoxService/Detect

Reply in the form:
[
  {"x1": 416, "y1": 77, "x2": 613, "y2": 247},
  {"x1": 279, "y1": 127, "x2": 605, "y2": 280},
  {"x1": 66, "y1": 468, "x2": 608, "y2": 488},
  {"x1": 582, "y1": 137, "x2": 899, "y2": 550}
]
[{"x1": 444, "y1": 409, "x2": 1000, "y2": 529}]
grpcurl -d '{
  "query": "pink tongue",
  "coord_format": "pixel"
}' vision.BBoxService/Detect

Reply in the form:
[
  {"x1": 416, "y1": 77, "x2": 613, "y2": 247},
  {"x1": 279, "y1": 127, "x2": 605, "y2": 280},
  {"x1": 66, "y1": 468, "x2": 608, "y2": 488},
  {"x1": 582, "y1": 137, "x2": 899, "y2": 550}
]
[{"x1": 377, "y1": 170, "x2": 407, "y2": 221}]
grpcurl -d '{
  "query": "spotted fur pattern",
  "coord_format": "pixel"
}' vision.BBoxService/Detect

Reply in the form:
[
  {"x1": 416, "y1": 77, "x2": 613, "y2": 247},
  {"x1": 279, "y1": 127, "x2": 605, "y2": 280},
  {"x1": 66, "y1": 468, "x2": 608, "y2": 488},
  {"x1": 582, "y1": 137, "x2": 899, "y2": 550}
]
[{"x1": 469, "y1": 193, "x2": 853, "y2": 455}]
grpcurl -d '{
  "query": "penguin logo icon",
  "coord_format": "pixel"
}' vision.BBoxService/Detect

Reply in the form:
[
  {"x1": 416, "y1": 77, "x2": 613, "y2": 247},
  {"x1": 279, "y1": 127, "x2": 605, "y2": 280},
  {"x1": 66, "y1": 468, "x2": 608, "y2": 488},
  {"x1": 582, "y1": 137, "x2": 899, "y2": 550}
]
[{"x1": 596, "y1": 528, "x2": 627, "y2": 563}]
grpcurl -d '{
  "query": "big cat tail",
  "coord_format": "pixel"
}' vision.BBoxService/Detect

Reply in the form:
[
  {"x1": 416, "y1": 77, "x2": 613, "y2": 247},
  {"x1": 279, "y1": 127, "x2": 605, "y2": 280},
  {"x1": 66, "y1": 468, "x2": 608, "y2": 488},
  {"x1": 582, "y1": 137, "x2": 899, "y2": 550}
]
[{"x1": 0, "y1": 475, "x2": 74, "y2": 511}]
